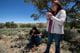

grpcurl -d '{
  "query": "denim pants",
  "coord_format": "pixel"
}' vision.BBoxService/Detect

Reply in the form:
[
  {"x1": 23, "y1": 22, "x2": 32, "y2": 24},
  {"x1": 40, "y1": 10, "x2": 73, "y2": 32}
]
[
  {"x1": 27, "y1": 35, "x2": 41, "y2": 49},
  {"x1": 44, "y1": 32, "x2": 63, "y2": 53}
]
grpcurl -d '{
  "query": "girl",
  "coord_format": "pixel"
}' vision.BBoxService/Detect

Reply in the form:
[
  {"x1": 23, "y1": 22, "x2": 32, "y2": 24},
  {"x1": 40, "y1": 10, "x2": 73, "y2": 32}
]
[{"x1": 44, "y1": 1, "x2": 66, "y2": 53}]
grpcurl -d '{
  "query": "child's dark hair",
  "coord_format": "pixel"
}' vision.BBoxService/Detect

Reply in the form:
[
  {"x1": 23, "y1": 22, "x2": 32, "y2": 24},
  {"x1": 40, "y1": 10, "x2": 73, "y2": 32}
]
[{"x1": 32, "y1": 26, "x2": 37, "y2": 30}]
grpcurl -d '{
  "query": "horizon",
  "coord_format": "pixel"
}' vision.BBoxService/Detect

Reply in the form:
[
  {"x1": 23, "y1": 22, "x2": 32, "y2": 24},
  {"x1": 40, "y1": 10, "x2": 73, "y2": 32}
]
[{"x1": 0, "y1": 21, "x2": 46, "y2": 24}]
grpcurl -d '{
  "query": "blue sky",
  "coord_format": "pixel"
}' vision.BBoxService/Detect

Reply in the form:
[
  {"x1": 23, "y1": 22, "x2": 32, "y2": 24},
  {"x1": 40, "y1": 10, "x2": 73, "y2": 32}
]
[
  {"x1": 0, "y1": 0, "x2": 46, "y2": 23},
  {"x1": 0, "y1": 0, "x2": 75, "y2": 23}
]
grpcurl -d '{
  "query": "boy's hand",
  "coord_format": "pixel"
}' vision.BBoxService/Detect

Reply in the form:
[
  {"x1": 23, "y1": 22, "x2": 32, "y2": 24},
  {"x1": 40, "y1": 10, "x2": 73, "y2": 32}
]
[
  {"x1": 37, "y1": 33, "x2": 43, "y2": 36},
  {"x1": 39, "y1": 33, "x2": 43, "y2": 36}
]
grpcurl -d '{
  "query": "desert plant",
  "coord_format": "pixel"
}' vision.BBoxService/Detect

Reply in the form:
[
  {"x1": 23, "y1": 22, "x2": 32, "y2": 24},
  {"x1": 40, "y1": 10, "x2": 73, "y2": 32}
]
[
  {"x1": 5, "y1": 21, "x2": 18, "y2": 28},
  {"x1": 64, "y1": 29, "x2": 80, "y2": 53},
  {"x1": 0, "y1": 23, "x2": 5, "y2": 28},
  {"x1": 0, "y1": 44, "x2": 8, "y2": 53}
]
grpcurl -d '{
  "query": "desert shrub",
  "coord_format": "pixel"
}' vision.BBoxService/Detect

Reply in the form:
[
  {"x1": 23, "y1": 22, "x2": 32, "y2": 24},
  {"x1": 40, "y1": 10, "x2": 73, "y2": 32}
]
[
  {"x1": 64, "y1": 29, "x2": 80, "y2": 53},
  {"x1": 0, "y1": 23, "x2": 5, "y2": 28},
  {"x1": 20, "y1": 24, "x2": 32, "y2": 28},
  {"x1": 37, "y1": 23, "x2": 44, "y2": 28},
  {"x1": 77, "y1": 29, "x2": 80, "y2": 33},
  {"x1": 5, "y1": 22, "x2": 18, "y2": 28},
  {"x1": 64, "y1": 29, "x2": 73, "y2": 42},
  {"x1": 0, "y1": 44, "x2": 8, "y2": 53}
]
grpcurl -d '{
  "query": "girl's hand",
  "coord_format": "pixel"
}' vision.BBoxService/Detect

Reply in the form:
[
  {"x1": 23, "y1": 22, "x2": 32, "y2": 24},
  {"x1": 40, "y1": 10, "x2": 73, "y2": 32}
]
[{"x1": 46, "y1": 12, "x2": 53, "y2": 19}]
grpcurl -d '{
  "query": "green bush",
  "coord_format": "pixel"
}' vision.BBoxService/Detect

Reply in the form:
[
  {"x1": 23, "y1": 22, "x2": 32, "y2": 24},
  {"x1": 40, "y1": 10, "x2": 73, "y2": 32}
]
[
  {"x1": 64, "y1": 29, "x2": 80, "y2": 53},
  {"x1": 5, "y1": 22, "x2": 18, "y2": 28},
  {"x1": 0, "y1": 23, "x2": 5, "y2": 28}
]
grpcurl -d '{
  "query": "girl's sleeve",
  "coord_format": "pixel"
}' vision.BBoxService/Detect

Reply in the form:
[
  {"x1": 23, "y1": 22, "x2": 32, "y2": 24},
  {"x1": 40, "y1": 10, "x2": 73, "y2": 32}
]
[{"x1": 51, "y1": 10, "x2": 66, "y2": 25}]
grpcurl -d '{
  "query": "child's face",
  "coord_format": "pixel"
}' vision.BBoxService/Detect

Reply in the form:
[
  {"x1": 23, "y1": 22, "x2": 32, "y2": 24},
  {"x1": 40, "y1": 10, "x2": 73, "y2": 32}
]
[
  {"x1": 32, "y1": 30, "x2": 36, "y2": 32},
  {"x1": 51, "y1": 3, "x2": 58, "y2": 12}
]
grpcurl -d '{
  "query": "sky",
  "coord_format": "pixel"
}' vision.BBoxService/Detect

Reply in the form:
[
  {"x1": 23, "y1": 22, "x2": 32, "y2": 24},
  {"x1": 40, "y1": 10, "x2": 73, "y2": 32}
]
[
  {"x1": 0, "y1": 0, "x2": 75, "y2": 23},
  {"x1": 0, "y1": 0, "x2": 46, "y2": 23}
]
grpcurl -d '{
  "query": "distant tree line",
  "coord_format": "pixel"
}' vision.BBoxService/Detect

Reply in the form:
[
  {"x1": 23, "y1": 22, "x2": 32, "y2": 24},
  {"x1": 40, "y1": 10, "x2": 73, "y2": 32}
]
[
  {"x1": 0, "y1": 21, "x2": 80, "y2": 29},
  {"x1": 0, "y1": 22, "x2": 46, "y2": 28},
  {"x1": 0, "y1": 22, "x2": 18, "y2": 28}
]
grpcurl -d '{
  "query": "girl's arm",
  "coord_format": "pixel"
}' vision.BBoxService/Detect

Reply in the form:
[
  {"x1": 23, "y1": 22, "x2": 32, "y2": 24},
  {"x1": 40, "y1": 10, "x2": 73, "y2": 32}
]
[{"x1": 51, "y1": 10, "x2": 66, "y2": 25}]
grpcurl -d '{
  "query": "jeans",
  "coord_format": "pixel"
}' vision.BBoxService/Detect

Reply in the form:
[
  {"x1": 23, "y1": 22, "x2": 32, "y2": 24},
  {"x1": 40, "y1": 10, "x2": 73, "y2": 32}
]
[
  {"x1": 27, "y1": 35, "x2": 41, "y2": 49},
  {"x1": 44, "y1": 32, "x2": 63, "y2": 53}
]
